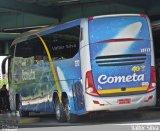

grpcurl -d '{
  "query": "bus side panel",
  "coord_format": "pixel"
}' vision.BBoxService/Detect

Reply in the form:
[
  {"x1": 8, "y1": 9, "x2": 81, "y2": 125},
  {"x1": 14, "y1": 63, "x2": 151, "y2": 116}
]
[
  {"x1": 11, "y1": 57, "x2": 48, "y2": 112},
  {"x1": 52, "y1": 52, "x2": 85, "y2": 114},
  {"x1": 72, "y1": 81, "x2": 85, "y2": 113}
]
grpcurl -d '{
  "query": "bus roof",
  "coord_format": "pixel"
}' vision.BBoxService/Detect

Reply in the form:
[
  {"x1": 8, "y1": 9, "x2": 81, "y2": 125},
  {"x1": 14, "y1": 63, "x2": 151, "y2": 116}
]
[
  {"x1": 11, "y1": 14, "x2": 143, "y2": 47},
  {"x1": 11, "y1": 19, "x2": 81, "y2": 47}
]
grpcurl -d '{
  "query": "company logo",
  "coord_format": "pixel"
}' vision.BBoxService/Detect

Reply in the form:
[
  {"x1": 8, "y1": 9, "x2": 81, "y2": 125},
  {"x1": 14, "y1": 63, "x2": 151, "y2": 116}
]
[
  {"x1": 22, "y1": 69, "x2": 35, "y2": 81},
  {"x1": 98, "y1": 73, "x2": 144, "y2": 84},
  {"x1": 132, "y1": 66, "x2": 141, "y2": 72},
  {"x1": 132, "y1": 65, "x2": 145, "y2": 73}
]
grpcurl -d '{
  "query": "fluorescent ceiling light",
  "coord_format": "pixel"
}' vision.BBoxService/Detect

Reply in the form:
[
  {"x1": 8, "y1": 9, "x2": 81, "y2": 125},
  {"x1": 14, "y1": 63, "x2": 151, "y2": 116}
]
[
  {"x1": 3, "y1": 25, "x2": 48, "y2": 31},
  {"x1": 58, "y1": 0, "x2": 80, "y2": 3},
  {"x1": 0, "y1": 32, "x2": 20, "y2": 35}
]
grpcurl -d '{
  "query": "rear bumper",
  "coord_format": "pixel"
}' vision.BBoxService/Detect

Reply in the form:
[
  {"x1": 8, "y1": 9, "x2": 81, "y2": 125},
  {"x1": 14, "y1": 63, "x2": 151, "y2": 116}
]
[{"x1": 85, "y1": 90, "x2": 156, "y2": 112}]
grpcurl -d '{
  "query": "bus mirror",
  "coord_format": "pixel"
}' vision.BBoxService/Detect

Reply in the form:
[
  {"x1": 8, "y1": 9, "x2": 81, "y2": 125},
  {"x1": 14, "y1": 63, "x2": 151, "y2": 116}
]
[{"x1": 2, "y1": 55, "x2": 10, "y2": 75}]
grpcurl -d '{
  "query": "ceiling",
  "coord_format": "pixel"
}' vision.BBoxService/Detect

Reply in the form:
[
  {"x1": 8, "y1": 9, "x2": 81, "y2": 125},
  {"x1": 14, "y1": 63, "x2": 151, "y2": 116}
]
[
  {"x1": 0, "y1": 0, "x2": 159, "y2": 20},
  {"x1": 0, "y1": 0, "x2": 160, "y2": 39},
  {"x1": 16, "y1": 0, "x2": 82, "y2": 6},
  {"x1": 0, "y1": 0, "x2": 160, "y2": 55}
]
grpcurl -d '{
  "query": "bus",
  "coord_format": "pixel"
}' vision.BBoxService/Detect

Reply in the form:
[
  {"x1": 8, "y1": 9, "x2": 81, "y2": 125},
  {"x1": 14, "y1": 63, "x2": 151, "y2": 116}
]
[{"x1": 8, "y1": 14, "x2": 156, "y2": 122}]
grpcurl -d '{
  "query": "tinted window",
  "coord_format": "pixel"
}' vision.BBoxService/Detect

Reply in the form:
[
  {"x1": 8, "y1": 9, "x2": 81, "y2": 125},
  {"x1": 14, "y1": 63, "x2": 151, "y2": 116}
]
[
  {"x1": 15, "y1": 38, "x2": 44, "y2": 58},
  {"x1": 15, "y1": 26, "x2": 80, "y2": 60},
  {"x1": 42, "y1": 26, "x2": 80, "y2": 60}
]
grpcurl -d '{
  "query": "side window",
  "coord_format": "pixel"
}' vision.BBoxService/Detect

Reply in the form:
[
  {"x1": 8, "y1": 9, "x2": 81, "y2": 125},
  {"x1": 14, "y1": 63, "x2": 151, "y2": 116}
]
[
  {"x1": 12, "y1": 38, "x2": 44, "y2": 83},
  {"x1": 15, "y1": 38, "x2": 45, "y2": 63},
  {"x1": 32, "y1": 38, "x2": 46, "y2": 63},
  {"x1": 43, "y1": 25, "x2": 80, "y2": 60},
  {"x1": 15, "y1": 41, "x2": 34, "y2": 58}
]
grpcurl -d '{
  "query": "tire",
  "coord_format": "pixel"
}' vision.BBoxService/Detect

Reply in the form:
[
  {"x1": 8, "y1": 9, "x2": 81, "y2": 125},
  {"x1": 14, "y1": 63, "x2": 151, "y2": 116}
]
[
  {"x1": 63, "y1": 98, "x2": 78, "y2": 123},
  {"x1": 16, "y1": 95, "x2": 29, "y2": 117},
  {"x1": 19, "y1": 110, "x2": 29, "y2": 117},
  {"x1": 55, "y1": 98, "x2": 66, "y2": 122}
]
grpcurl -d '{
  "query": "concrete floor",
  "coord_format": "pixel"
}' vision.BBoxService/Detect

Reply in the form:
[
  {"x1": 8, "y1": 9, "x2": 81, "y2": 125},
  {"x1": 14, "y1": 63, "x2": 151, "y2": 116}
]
[{"x1": 1, "y1": 108, "x2": 160, "y2": 130}]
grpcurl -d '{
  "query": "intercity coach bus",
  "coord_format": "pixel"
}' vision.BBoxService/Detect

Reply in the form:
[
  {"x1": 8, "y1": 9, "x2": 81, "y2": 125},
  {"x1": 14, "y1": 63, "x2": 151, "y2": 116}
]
[{"x1": 8, "y1": 14, "x2": 156, "y2": 122}]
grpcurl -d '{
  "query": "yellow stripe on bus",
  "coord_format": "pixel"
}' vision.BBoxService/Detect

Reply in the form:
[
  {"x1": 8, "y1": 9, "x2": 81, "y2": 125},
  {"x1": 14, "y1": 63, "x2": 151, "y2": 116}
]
[
  {"x1": 97, "y1": 86, "x2": 148, "y2": 94},
  {"x1": 36, "y1": 33, "x2": 62, "y2": 103}
]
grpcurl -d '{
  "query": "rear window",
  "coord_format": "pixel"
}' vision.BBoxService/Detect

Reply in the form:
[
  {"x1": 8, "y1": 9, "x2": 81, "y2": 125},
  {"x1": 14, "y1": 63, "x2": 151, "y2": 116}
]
[{"x1": 89, "y1": 16, "x2": 150, "y2": 44}]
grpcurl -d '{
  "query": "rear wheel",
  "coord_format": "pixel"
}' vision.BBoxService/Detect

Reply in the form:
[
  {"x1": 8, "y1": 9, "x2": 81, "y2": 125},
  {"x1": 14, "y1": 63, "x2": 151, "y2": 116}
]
[
  {"x1": 55, "y1": 98, "x2": 66, "y2": 122},
  {"x1": 63, "y1": 98, "x2": 78, "y2": 123}
]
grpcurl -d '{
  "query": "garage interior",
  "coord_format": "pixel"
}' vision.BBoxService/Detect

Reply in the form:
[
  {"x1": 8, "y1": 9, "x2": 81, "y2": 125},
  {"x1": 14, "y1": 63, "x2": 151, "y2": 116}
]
[
  {"x1": 0, "y1": 0, "x2": 160, "y2": 54},
  {"x1": 0, "y1": 0, "x2": 160, "y2": 126}
]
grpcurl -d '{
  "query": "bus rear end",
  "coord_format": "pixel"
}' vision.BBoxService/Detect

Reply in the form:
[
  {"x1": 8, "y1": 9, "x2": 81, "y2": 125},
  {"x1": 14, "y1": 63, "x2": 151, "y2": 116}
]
[{"x1": 85, "y1": 14, "x2": 156, "y2": 112}]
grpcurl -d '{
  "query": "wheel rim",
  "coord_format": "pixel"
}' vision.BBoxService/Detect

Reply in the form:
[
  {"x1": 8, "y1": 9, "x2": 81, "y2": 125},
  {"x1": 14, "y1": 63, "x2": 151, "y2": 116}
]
[
  {"x1": 64, "y1": 100, "x2": 71, "y2": 121},
  {"x1": 55, "y1": 101, "x2": 61, "y2": 120}
]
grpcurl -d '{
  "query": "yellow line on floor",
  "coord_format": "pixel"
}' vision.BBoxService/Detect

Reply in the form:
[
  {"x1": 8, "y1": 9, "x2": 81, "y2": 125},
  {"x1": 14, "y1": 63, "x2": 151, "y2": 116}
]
[{"x1": 18, "y1": 117, "x2": 40, "y2": 124}]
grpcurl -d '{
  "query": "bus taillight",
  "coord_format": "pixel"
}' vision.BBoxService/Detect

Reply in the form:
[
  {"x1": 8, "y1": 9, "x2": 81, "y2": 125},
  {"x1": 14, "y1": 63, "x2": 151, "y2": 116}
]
[
  {"x1": 85, "y1": 70, "x2": 99, "y2": 96},
  {"x1": 147, "y1": 66, "x2": 156, "y2": 92},
  {"x1": 139, "y1": 14, "x2": 146, "y2": 17},
  {"x1": 88, "y1": 16, "x2": 94, "y2": 21}
]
